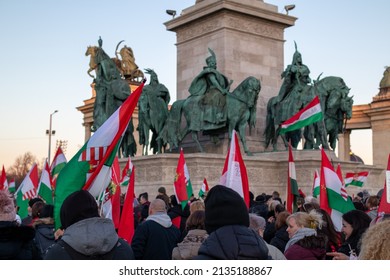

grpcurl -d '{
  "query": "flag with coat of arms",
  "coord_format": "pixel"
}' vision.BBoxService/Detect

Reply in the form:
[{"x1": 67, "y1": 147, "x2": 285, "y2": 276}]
[
  {"x1": 174, "y1": 148, "x2": 193, "y2": 210},
  {"x1": 53, "y1": 81, "x2": 145, "y2": 229}
]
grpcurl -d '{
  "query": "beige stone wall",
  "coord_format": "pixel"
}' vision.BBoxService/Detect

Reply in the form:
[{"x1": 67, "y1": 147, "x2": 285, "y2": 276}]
[
  {"x1": 126, "y1": 151, "x2": 383, "y2": 202},
  {"x1": 165, "y1": 0, "x2": 296, "y2": 152}
]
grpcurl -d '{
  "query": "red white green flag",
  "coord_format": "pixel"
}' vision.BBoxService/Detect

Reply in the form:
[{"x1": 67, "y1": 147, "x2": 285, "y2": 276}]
[
  {"x1": 219, "y1": 130, "x2": 250, "y2": 208},
  {"x1": 174, "y1": 148, "x2": 193, "y2": 210},
  {"x1": 198, "y1": 177, "x2": 209, "y2": 198},
  {"x1": 8, "y1": 178, "x2": 15, "y2": 194},
  {"x1": 54, "y1": 81, "x2": 144, "y2": 229},
  {"x1": 0, "y1": 165, "x2": 8, "y2": 191},
  {"x1": 345, "y1": 171, "x2": 369, "y2": 187},
  {"x1": 37, "y1": 160, "x2": 54, "y2": 204},
  {"x1": 101, "y1": 157, "x2": 121, "y2": 229},
  {"x1": 120, "y1": 157, "x2": 133, "y2": 187},
  {"x1": 280, "y1": 96, "x2": 323, "y2": 134},
  {"x1": 377, "y1": 154, "x2": 390, "y2": 217},
  {"x1": 15, "y1": 163, "x2": 39, "y2": 219},
  {"x1": 320, "y1": 149, "x2": 355, "y2": 231},
  {"x1": 50, "y1": 146, "x2": 67, "y2": 187},
  {"x1": 287, "y1": 143, "x2": 299, "y2": 213},
  {"x1": 118, "y1": 157, "x2": 135, "y2": 243},
  {"x1": 336, "y1": 164, "x2": 348, "y2": 201},
  {"x1": 312, "y1": 170, "x2": 320, "y2": 198}
]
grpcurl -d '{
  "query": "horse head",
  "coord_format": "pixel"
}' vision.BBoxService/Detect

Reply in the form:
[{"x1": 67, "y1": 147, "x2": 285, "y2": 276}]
[
  {"x1": 233, "y1": 76, "x2": 261, "y2": 108},
  {"x1": 85, "y1": 46, "x2": 97, "y2": 57},
  {"x1": 341, "y1": 95, "x2": 354, "y2": 119}
]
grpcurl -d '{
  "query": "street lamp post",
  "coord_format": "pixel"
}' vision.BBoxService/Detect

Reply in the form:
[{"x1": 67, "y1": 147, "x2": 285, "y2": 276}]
[{"x1": 48, "y1": 110, "x2": 58, "y2": 163}]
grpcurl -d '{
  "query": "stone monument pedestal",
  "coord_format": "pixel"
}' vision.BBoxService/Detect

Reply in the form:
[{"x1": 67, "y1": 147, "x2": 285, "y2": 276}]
[{"x1": 128, "y1": 150, "x2": 383, "y2": 200}]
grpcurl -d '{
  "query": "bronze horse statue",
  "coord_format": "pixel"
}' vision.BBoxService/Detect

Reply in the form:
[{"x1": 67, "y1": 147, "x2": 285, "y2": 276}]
[
  {"x1": 160, "y1": 76, "x2": 261, "y2": 155},
  {"x1": 265, "y1": 76, "x2": 352, "y2": 151}
]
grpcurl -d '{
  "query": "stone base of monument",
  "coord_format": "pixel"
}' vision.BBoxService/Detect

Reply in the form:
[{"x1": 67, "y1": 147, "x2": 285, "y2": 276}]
[
  {"x1": 124, "y1": 149, "x2": 383, "y2": 202},
  {"x1": 169, "y1": 129, "x2": 271, "y2": 155}
]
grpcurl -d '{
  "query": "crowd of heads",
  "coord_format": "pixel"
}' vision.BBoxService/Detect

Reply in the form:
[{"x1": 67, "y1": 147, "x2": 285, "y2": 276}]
[{"x1": 0, "y1": 182, "x2": 388, "y2": 260}]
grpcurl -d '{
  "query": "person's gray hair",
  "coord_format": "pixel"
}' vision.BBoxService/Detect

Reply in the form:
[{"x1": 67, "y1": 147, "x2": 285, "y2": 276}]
[{"x1": 249, "y1": 213, "x2": 266, "y2": 232}]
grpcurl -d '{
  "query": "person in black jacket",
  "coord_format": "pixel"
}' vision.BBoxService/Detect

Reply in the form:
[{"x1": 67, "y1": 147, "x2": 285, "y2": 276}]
[
  {"x1": 131, "y1": 198, "x2": 181, "y2": 259},
  {"x1": 44, "y1": 190, "x2": 134, "y2": 260},
  {"x1": 193, "y1": 185, "x2": 269, "y2": 260},
  {"x1": 32, "y1": 204, "x2": 56, "y2": 258},
  {"x1": 0, "y1": 190, "x2": 40, "y2": 259}
]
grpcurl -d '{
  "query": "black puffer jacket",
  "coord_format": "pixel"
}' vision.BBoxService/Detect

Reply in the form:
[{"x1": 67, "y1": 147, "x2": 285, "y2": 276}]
[
  {"x1": 193, "y1": 225, "x2": 269, "y2": 260},
  {"x1": 270, "y1": 225, "x2": 289, "y2": 253},
  {"x1": 0, "y1": 221, "x2": 40, "y2": 259},
  {"x1": 33, "y1": 218, "x2": 56, "y2": 258}
]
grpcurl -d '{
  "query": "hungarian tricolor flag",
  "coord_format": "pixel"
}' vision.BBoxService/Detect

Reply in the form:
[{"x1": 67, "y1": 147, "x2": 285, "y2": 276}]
[
  {"x1": 320, "y1": 149, "x2": 355, "y2": 231},
  {"x1": 377, "y1": 154, "x2": 390, "y2": 218},
  {"x1": 336, "y1": 164, "x2": 348, "y2": 201},
  {"x1": 345, "y1": 171, "x2": 369, "y2": 187},
  {"x1": 15, "y1": 163, "x2": 39, "y2": 219},
  {"x1": 286, "y1": 143, "x2": 299, "y2": 213},
  {"x1": 120, "y1": 157, "x2": 133, "y2": 188},
  {"x1": 54, "y1": 81, "x2": 144, "y2": 229},
  {"x1": 50, "y1": 146, "x2": 67, "y2": 187},
  {"x1": 280, "y1": 96, "x2": 323, "y2": 134},
  {"x1": 118, "y1": 157, "x2": 135, "y2": 243},
  {"x1": 198, "y1": 177, "x2": 209, "y2": 198},
  {"x1": 312, "y1": 170, "x2": 320, "y2": 198},
  {"x1": 219, "y1": 130, "x2": 250, "y2": 208},
  {"x1": 100, "y1": 157, "x2": 121, "y2": 229},
  {"x1": 8, "y1": 178, "x2": 15, "y2": 194},
  {"x1": 37, "y1": 160, "x2": 54, "y2": 204},
  {"x1": 174, "y1": 148, "x2": 193, "y2": 210},
  {"x1": 0, "y1": 165, "x2": 8, "y2": 191}
]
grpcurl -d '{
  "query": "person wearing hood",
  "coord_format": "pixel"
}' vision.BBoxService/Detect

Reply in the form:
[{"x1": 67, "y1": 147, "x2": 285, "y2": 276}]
[
  {"x1": 44, "y1": 190, "x2": 134, "y2": 260},
  {"x1": 284, "y1": 211, "x2": 327, "y2": 260},
  {"x1": 193, "y1": 185, "x2": 269, "y2": 260},
  {"x1": 131, "y1": 198, "x2": 181, "y2": 260}
]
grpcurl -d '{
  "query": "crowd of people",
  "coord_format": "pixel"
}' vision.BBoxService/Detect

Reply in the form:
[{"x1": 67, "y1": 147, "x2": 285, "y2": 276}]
[{"x1": 0, "y1": 184, "x2": 388, "y2": 260}]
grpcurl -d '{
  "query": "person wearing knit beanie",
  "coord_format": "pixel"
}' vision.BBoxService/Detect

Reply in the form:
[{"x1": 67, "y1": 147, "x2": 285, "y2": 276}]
[
  {"x1": 0, "y1": 190, "x2": 39, "y2": 259},
  {"x1": 45, "y1": 190, "x2": 134, "y2": 260},
  {"x1": 204, "y1": 184, "x2": 249, "y2": 234},
  {"x1": 60, "y1": 190, "x2": 100, "y2": 229},
  {"x1": 194, "y1": 185, "x2": 269, "y2": 260},
  {"x1": 0, "y1": 190, "x2": 16, "y2": 222}
]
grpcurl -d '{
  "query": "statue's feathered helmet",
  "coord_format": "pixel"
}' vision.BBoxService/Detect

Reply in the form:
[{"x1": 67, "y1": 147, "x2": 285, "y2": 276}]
[
  {"x1": 292, "y1": 41, "x2": 302, "y2": 64},
  {"x1": 206, "y1": 48, "x2": 216, "y2": 65}
]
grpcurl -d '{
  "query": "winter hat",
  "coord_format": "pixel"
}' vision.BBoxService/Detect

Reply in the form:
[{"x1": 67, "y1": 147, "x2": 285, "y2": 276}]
[
  {"x1": 60, "y1": 190, "x2": 99, "y2": 229},
  {"x1": 0, "y1": 190, "x2": 16, "y2": 222},
  {"x1": 204, "y1": 185, "x2": 249, "y2": 234},
  {"x1": 28, "y1": 197, "x2": 43, "y2": 208}
]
